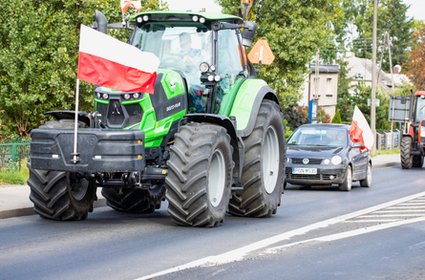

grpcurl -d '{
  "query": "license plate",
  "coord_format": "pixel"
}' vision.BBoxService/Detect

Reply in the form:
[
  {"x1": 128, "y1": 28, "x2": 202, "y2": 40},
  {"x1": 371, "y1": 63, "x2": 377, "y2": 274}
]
[{"x1": 292, "y1": 167, "x2": 317, "y2": 175}]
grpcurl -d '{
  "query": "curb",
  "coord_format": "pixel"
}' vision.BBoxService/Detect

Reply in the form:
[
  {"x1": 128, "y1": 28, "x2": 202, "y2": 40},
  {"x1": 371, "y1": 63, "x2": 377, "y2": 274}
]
[{"x1": 0, "y1": 198, "x2": 106, "y2": 220}]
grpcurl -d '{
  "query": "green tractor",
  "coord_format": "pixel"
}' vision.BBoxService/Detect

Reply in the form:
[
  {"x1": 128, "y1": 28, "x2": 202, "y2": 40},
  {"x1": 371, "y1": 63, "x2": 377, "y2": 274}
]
[{"x1": 27, "y1": 10, "x2": 286, "y2": 227}]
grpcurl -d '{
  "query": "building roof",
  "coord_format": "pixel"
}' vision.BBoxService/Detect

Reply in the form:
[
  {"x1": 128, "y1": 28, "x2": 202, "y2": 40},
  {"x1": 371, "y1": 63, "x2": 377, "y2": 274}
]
[{"x1": 309, "y1": 64, "x2": 340, "y2": 74}]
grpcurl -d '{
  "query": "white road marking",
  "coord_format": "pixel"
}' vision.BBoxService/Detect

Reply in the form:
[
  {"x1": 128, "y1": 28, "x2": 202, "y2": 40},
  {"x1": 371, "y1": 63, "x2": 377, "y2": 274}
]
[
  {"x1": 135, "y1": 191, "x2": 425, "y2": 280},
  {"x1": 267, "y1": 216, "x2": 425, "y2": 253}
]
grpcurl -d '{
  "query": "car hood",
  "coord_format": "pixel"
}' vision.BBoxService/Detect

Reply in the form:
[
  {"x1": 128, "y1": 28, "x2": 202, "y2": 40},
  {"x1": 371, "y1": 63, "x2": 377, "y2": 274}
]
[{"x1": 287, "y1": 145, "x2": 345, "y2": 158}]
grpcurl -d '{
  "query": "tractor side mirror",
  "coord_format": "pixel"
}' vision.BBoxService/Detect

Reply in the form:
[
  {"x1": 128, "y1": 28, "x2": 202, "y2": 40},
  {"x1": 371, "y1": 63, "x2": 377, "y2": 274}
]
[
  {"x1": 93, "y1": 10, "x2": 108, "y2": 34},
  {"x1": 242, "y1": 21, "x2": 257, "y2": 47}
]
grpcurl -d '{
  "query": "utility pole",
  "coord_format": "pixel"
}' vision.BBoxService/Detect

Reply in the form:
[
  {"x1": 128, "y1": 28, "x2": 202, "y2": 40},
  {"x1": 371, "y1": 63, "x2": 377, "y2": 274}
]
[{"x1": 370, "y1": 0, "x2": 378, "y2": 155}]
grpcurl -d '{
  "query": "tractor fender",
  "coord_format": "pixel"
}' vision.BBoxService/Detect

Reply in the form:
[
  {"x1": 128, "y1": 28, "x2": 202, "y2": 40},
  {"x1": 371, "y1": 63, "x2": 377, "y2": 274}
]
[
  {"x1": 229, "y1": 79, "x2": 279, "y2": 137},
  {"x1": 180, "y1": 114, "x2": 244, "y2": 181},
  {"x1": 45, "y1": 110, "x2": 92, "y2": 127}
]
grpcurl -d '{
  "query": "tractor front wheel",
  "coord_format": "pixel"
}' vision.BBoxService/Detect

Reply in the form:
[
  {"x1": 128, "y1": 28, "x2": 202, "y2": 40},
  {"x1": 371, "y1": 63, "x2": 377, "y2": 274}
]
[
  {"x1": 165, "y1": 123, "x2": 233, "y2": 227},
  {"x1": 27, "y1": 168, "x2": 96, "y2": 220},
  {"x1": 400, "y1": 136, "x2": 413, "y2": 169},
  {"x1": 102, "y1": 184, "x2": 165, "y2": 214}
]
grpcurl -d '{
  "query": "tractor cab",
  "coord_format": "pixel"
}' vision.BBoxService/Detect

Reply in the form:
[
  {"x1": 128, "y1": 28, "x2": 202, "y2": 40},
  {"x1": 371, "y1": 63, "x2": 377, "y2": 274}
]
[{"x1": 128, "y1": 11, "x2": 250, "y2": 114}]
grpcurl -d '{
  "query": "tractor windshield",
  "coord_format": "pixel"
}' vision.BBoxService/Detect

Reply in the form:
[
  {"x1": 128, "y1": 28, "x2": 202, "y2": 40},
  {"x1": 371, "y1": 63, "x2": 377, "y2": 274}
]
[
  {"x1": 415, "y1": 96, "x2": 425, "y2": 122},
  {"x1": 131, "y1": 24, "x2": 212, "y2": 85}
]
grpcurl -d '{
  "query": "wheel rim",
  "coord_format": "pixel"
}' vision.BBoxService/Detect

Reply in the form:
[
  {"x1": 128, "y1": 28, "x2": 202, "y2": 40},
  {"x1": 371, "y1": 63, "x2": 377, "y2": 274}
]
[
  {"x1": 262, "y1": 126, "x2": 280, "y2": 194},
  {"x1": 69, "y1": 173, "x2": 89, "y2": 201},
  {"x1": 208, "y1": 149, "x2": 226, "y2": 207}
]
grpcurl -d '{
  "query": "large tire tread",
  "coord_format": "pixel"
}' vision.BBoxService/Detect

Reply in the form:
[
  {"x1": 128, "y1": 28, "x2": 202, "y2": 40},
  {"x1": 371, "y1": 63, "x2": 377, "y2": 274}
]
[
  {"x1": 28, "y1": 167, "x2": 96, "y2": 221},
  {"x1": 165, "y1": 123, "x2": 233, "y2": 227},
  {"x1": 229, "y1": 100, "x2": 285, "y2": 218}
]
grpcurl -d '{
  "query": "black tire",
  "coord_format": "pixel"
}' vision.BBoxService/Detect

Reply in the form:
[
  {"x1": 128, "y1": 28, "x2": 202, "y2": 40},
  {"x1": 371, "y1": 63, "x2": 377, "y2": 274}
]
[
  {"x1": 27, "y1": 119, "x2": 96, "y2": 221},
  {"x1": 229, "y1": 100, "x2": 285, "y2": 217},
  {"x1": 360, "y1": 162, "x2": 372, "y2": 188},
  {"x1": 339, "y1": 166, "x2": 352, "y2": 191},
  {"x1": 165, "y1": 123, "x2": 233, "y2": 227},
  {"x1": 27, "y1": 167, "x2": 96, "y2": 220},
  {"x1": 400, "y1": 136, "x2": 413, "y2": 169},
  {"x1": 101, "y1": 184, "x2": 165, "y2": 214},
  {"x1": 412, "y1": 155, "x2": 424, "y2": 168}
]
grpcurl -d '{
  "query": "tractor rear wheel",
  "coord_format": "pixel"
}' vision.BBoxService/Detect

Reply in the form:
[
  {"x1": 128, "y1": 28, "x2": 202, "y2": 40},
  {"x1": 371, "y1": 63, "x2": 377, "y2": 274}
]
[
  {"x1": 102, "y1": 184, "x2": 165, "y2": 214},
  {"x1": 165, "y1": 123, "x2": 233, "y2": 227},
  {"x1": 229, "y1": 100, "x2": 285, "y2": 217},
  {"x1": 28, "y1": 168, "x2": 96, "y2": 220},
  {"x1": 400, "y1": 136, "x2": 413, "y2": 169}
]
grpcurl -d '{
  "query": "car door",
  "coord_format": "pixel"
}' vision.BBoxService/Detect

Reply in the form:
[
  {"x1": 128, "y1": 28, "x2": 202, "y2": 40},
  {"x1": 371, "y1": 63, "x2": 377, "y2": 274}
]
[{"x1": 349, "y1": 140, "x2": 368, "y2": 180}]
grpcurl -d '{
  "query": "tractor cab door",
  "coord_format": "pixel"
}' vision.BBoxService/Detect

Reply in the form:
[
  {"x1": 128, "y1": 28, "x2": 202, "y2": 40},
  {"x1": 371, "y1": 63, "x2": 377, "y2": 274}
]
[{"x1": 215, "y1": 29, "x2": 246, "y2": 114}]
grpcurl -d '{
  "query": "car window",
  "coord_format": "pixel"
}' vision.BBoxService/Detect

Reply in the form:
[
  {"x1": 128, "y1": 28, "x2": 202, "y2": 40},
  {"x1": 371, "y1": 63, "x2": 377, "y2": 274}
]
[{"x1": 288, "y1": 127, "x2": 347, "y2": 147}]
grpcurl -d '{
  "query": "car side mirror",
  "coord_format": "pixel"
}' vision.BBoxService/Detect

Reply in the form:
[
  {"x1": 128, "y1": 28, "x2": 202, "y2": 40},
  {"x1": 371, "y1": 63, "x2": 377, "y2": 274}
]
[{"x1": 352, "y1": 142, "x2": 362, "y2": 148}]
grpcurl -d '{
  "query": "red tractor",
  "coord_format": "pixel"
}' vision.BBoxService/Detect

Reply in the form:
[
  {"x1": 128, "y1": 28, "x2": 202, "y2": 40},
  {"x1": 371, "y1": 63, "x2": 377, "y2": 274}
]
[{"x1": 400, "y1": 91, "x2": 425, "y2": 169}]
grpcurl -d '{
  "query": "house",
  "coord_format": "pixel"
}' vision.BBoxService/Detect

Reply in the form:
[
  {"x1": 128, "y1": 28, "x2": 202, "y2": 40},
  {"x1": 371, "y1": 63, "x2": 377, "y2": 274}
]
[
  {"x1": 300, "y1": 64, "x2": 340, "y2": 119},
  {"x1": 345, "y1": 52, "x2": 411, "y2": 93}
]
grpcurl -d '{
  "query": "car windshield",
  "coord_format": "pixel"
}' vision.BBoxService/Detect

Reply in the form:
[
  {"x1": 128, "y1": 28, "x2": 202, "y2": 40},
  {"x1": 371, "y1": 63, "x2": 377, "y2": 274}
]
[
  {"x1": 131, "y1": 24, "x2": 212, "y2": 84},
  {"x1": 288, "y1": 126, "x2": 348, "y2": 147},
  {"x1": 415, "y1": 96, "x2": 425, "y2": 122}
]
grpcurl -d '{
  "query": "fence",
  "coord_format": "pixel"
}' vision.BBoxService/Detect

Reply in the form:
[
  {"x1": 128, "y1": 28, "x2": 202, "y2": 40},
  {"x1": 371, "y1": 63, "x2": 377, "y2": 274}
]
[{"x1": 0, "y1": 141, "x2": 30, "y2": 170}]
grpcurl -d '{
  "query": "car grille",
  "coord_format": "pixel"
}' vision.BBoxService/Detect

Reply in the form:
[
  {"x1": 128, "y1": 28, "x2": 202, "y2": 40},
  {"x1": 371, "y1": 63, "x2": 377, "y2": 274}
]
[{"x1": 291, "y1": 158, "x2": 322, "y2": 165}]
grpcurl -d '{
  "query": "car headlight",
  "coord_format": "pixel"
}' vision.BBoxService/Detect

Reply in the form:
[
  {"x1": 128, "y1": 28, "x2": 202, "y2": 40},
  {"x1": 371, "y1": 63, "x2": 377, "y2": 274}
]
[
  {"x1": 331, "y1": 155, "x2": 342, "y2": 165},
  {"x1": 323, "y1": 159, "x2": 330, "y2": 165}
]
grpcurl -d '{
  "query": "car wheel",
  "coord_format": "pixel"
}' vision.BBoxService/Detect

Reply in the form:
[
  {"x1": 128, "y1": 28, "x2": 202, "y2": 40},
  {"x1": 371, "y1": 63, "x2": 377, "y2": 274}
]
[
  {"x1": 339, "y1": 166, "x2": 352, "y2": 191},
  {"x1": 360, "y1": 162, "x2": 372, "y2": 188}
]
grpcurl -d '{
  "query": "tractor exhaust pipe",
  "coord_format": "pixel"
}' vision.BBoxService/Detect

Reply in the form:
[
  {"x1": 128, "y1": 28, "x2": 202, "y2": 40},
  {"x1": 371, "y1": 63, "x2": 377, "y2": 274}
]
[{"x1": 94, "y1": 10, "x2": 108, "y2": 34}]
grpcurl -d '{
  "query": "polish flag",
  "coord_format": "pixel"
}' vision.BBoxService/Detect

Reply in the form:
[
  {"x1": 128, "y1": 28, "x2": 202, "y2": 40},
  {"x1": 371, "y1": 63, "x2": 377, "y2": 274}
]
[
  {"x1": 77, "y1": 24, "x2": 159, "y2": 93},
  {"x1": 349, "y1": 106, "x2": 374, "y2": 150}
]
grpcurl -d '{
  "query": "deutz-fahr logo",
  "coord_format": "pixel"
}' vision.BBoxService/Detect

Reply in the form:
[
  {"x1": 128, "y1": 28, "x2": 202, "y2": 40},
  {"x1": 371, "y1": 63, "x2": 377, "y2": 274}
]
[{"x1": 166, "y1": 102, "x2": 181, "y2": 112}]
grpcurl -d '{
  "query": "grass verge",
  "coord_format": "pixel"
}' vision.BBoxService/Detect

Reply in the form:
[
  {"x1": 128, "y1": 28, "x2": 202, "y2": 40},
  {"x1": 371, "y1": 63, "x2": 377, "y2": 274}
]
[{"x1": 0, "y1": 161, "x2": 29, "y2": 185}]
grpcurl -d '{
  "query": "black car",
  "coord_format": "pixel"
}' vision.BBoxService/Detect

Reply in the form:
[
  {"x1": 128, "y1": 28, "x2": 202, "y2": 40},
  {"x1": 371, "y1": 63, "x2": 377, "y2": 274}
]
[{"x1": 285, "y1": 124, "x2": 372, "y2": 191}]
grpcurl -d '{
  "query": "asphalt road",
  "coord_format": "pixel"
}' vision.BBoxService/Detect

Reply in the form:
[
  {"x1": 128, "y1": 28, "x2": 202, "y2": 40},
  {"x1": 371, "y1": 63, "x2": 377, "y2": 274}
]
[{"x1": 1, "y1": 165, "x2": 424, "y2": 280}]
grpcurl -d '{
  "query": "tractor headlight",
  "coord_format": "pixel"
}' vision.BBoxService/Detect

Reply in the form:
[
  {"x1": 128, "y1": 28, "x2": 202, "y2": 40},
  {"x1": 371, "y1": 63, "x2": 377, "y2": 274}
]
[
  {"x1": 199, "y1": 17, "x2": 206, "y2": 24},
  {"x1": 102, "y1": 93, "x2": 109, "y2": 100},
  {"x1": 136, "y1": 16, "x2": 143, "y2": 23},
  {"x1": 123, "y1": 93, "x2": 131, "y2": 100},
  {"x1": 214, "y1": 75, "x2": 221, "y2": 82},
  {"x1": 199, "y1": 62, "x2": 209, "y2": 73},
  {"x1": 207, "y1": 75, "x2": 214, "y2": 82},
  {"x1": 192, "y1": 15, "x2": 199, "y2": 22},
  {"x1": 331, "y1": 155, "x2": 342, "y2": 165},
  {"x1": 133, "y1": 92, "x2": 140, "y2": 99},
  {"x1": 142, "y1": 15, "x2": 149, "y2": 22}
]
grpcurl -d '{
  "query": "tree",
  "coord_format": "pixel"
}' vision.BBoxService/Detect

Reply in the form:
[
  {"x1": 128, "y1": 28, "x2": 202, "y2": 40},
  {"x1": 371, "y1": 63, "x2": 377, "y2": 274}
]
[
  {"x1": 349, "y1": 0, "x2": 413, "y2": 69},
  {"x1": 0, "y1": 0, "x2": 164, "y2": 139},
  {"x1": 405, "y1": 23, "x2": 425, "y2": 91},
  {"x1": 218, "y1": 0, "x2": 342, "y2": 108},
  {"x1": 332, "y1": 110, "x2": 342, "y2": 123}
]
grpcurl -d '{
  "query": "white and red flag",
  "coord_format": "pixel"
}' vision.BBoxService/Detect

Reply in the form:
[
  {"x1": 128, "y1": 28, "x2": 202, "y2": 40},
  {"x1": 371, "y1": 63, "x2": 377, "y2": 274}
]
[
  {"x1": 349, "y1": 106, "x2": 374, "y2": 150},
  {"x1": 77, "y1": 24, "x2": 159, "y2": 93}
]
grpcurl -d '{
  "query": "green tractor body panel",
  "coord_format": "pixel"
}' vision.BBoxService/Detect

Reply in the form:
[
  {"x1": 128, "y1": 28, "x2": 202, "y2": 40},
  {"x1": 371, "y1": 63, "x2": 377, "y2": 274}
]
[
  {"x1": 94, "y1": 69, "x2": 187, "y2": 149},
  {"x1": 229, "y1": 79, "x2": 276, "y2": 136}
]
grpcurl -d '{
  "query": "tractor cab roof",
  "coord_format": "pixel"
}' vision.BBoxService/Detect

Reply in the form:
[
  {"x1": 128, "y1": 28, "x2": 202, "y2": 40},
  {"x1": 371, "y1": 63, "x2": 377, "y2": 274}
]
[{"x1": 129, "y1": 11, "x2": 243, "y2": 27}]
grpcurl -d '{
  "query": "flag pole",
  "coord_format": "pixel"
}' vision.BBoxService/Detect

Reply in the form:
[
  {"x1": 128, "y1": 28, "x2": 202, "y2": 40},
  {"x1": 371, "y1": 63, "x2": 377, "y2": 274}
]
[{"x1": 71, "y1": 78, "x2": 80, "y2": 163}]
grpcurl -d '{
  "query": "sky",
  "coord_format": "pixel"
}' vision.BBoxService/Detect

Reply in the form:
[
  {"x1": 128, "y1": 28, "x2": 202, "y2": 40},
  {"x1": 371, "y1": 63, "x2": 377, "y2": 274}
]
[
  {"x1": 165, "y1": 0, "x2": 425, "y2": 21},
  {"x1": 403, "y1": 0, "x2": 425, "y2": 21}
]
